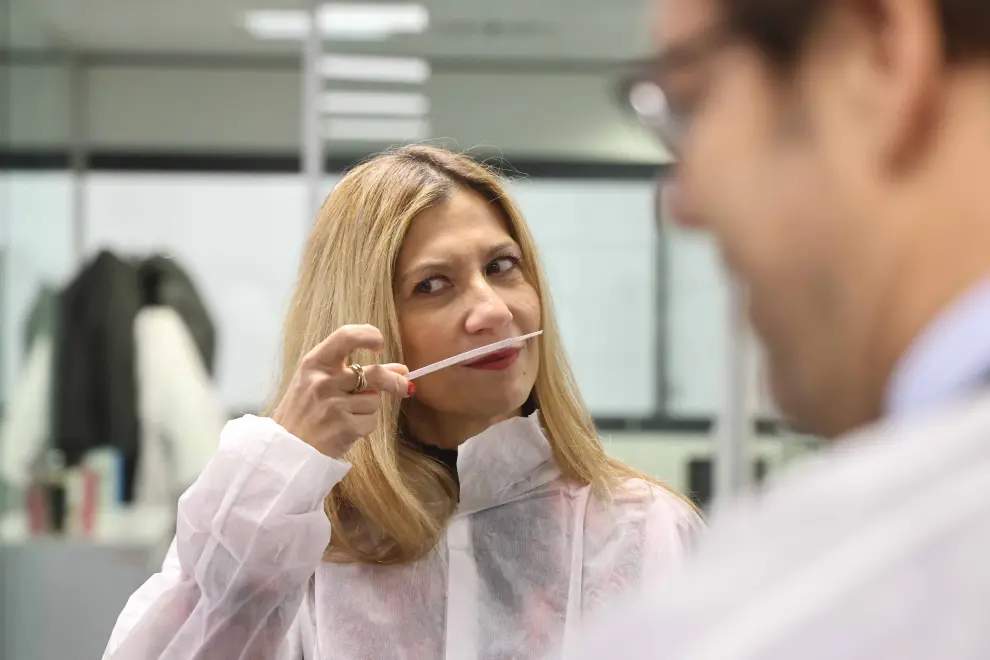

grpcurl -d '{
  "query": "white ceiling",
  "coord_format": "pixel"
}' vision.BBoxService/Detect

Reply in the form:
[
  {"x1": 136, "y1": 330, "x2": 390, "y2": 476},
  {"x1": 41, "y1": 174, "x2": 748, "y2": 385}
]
[{"x1": 10, "y1": 0, "x2": 656, "y2": 62}]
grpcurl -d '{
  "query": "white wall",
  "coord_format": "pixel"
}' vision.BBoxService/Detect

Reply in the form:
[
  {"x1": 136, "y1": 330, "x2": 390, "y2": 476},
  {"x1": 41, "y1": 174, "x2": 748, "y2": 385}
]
[
  {"x1": 509, "y1": 179, "x2": 658, "y2": 414},
  {"x1": 1, "y1": 173, "x2": 77, "y2": 399},
  {"x1": 5, "y1": 60, "x2": 671, "y2": 163}
]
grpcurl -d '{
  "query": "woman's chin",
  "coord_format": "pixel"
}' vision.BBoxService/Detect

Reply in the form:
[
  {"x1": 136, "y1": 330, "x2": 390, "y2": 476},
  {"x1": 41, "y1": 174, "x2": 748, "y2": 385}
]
[
  {"x1": 467, "y1": 394, "x2": 530, "y2": 419},
  {"x1": 447, "y1": 385, "x2": 533, "y2": 421},
  {"x1": 411, "y1": 364, "x2": 537, "y2": 420}
]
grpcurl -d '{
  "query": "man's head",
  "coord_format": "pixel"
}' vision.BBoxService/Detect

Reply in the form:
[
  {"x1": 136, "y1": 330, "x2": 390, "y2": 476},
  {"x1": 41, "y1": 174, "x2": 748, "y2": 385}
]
[{"x1": 648, "y1": 0, "x2": 990, "y2": 437}]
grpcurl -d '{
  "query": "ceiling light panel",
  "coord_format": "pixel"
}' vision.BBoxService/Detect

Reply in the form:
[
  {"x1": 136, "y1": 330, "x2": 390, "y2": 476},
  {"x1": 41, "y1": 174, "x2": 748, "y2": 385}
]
[
  {"x1": 244, "y1": 4, "x2": 428, "y2": 40},
  {"x1": 317, "y1": 55, "x2": 431, "y2": 83}
]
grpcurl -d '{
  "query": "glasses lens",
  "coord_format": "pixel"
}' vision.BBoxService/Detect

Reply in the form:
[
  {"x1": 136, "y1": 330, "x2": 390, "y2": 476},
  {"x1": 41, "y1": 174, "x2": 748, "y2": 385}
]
[{"x1": 625, "y1": 79, "x2": 682, "y2": 155}]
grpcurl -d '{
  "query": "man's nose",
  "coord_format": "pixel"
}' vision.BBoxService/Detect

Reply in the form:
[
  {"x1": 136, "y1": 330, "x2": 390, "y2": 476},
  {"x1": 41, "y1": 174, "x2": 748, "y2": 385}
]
[{"x1": 464, "y1": 283, "x2": 513, "y2": 335}]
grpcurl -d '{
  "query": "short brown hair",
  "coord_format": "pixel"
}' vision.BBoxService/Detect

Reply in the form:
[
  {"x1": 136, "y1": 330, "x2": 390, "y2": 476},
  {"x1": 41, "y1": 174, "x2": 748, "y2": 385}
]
[{"x1": 722, "y1": 0, "x2": 990, "y2": 68}]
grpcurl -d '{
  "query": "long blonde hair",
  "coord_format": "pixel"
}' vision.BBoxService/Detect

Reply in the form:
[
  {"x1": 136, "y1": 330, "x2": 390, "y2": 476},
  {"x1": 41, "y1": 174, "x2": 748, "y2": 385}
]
[{"x1": 274, "y1": 145, "x2": 686, "y2": 564}]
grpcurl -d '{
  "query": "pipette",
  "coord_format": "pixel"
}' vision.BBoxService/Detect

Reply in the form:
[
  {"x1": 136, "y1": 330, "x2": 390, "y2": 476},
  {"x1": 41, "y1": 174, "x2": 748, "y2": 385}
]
[{"x1": 407, "y1": 330, "x2": 543, "y2": 381}]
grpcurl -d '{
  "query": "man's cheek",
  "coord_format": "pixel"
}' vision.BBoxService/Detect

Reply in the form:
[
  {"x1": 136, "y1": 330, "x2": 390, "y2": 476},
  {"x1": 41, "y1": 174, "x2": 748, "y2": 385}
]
[{"x1": 661, "y1": 178, "x2": 709, "y2": 230}]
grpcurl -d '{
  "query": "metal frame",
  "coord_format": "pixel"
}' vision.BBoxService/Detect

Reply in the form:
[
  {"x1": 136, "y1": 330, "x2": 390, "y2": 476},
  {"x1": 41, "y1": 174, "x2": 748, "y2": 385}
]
[
  {"x1": 715, "y1": 280, "x2": 754, "y2": 507},
  {"x1": 0, "y1": 48, "x2": 644, "y2": 75},
  {"x1": 653, "y1": 172, "x2": 671, "y2": 415},
  {"x1": 68, "y1": 57, "x2": 88, "y2": 262},
  {"x1": 301, "y1": 0, "x2": 323, "y2": 222}
]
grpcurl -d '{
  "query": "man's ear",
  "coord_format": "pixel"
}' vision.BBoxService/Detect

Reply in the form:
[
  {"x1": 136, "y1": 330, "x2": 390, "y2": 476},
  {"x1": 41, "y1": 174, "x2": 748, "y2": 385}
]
[{"x1": 860, "y1": 0, "x2": 944, "y2": 173}]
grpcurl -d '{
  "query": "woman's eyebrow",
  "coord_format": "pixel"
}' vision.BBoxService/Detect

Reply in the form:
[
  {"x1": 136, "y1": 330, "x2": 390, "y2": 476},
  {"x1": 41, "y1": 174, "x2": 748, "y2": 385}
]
[
  {"x1": 398, "y1": 258, "x2": 450, "y2": 283},
  {"x1": 398, "y1": 240, "x2": 519, "y2": 283},
  {"x1": 486, "y1": 240, "x2": 520, "y2": 257}
]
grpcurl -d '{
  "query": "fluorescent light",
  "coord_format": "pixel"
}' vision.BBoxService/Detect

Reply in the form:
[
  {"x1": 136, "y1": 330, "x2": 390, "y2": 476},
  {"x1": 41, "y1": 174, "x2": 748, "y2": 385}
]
[
  {"x1": 244, "y1": 10, "x2": 310, "y2": 40},
  {"x1": 318, "y1": 55, "x2": 430, "y2": 83},
  {"x1": 320, "y1": 3, "x2": 428, "y2": 37},
  {"x1": 324, "y1": 117, "x2": 431, "y2": 142},
  {"x1": 244, "y1": 4, "x2": 428, "y2": 41},
  {"x1": 320, "y1": 90, "x2": 429, "y2": 116}
]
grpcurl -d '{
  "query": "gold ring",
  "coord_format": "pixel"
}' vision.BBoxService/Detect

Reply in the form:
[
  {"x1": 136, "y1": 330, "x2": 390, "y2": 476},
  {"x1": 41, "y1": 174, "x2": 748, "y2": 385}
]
[{"x1": 348, "y1": 364, "x2": 368, "y2": 394}]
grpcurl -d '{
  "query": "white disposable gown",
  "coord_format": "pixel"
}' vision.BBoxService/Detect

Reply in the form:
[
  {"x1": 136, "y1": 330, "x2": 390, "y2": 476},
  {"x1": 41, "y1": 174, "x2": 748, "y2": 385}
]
[{"x1": 103, "y1": 411, "x2": 702, "y2": 660}]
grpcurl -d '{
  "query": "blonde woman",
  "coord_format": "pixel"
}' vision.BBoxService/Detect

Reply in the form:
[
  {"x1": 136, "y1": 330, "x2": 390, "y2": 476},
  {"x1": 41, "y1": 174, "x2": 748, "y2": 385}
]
[{"x1": 103, "y1": 146, "x2": 702, "y2": 660}]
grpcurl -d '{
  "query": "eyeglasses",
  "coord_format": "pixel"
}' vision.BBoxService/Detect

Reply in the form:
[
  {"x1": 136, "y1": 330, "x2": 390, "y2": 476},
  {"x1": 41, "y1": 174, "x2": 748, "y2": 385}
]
[
  {"x1": 617, "y1": 76, "x2": 685, "y2": 154},
  {"x1": 616, "y1": 26, "x2": 733, "y2": 156}
]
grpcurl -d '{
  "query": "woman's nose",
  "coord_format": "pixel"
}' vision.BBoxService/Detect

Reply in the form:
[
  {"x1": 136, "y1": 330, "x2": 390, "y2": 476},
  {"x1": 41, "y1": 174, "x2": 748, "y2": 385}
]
[{"x1": 464, "y1": 285, "x2": 513, "y2": 335}]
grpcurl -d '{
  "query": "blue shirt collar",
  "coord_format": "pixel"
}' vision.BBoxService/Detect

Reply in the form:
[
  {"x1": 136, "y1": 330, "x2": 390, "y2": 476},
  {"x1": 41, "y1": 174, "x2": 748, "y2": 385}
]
[{"x1": 885, "y1": 274, "x2": 990, "y2": 418}]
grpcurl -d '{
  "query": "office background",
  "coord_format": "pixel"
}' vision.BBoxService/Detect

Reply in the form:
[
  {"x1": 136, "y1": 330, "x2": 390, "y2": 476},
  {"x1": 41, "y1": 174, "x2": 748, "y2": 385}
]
[{"x1": 1, "y1": 1, "x2": 822, "y2": 657}]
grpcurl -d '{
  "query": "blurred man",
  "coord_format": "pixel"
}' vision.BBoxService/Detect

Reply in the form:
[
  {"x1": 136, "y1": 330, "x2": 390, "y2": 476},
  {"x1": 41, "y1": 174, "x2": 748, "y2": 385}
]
[{"x1": 573, "y1": 0, "x2": 990, "y2": 657}]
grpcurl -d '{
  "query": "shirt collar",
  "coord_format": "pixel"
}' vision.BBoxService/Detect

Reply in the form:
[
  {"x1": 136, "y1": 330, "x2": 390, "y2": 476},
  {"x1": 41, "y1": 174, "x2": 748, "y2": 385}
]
[
  {"x1": 885, "y1": 274, "x2": 990, "y2": 418},
  {"x1": 455, "y1": 410, "x2": 559, "y2": 515}
]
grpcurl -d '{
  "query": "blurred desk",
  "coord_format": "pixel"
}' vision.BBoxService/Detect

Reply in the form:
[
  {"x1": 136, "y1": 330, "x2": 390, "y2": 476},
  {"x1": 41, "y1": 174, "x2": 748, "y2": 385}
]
[{"x1": 0, "y1": 508, "x2": 173, "y2": 660}]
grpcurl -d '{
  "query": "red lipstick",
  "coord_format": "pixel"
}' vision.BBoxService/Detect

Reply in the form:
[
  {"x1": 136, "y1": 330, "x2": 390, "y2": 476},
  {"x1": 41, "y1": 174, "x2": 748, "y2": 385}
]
[{"x1": 463, "y1": 347, "x2": 521, "y2": 371}]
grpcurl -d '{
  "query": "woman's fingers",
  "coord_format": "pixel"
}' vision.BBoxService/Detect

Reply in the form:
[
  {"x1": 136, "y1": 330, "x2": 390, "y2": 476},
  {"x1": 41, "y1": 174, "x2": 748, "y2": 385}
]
[
  {"x1": 301, "y1": 325, "x2": 409, "y2": 398},
  {"x1": 349, "y1": 413, "x2": 379, "y2": 439},
  {"x1": 305, "y1": 324, "x2": 384, "y2": 370},
  {"x1": 324, "y1": 363, "x2": 409, "y2": 398},
  {"x1": 382, "y1": 363, "x2": 409, "y2": 376},
  {"x1": 272, "y1": 324, "x2": 410, "y2": 457},
  {"x1": 362, "y1": 364, "x2": 411, "y2": 398},
  {"x1": 344, "y1": 392, "x2": 381, "y2": 415}
]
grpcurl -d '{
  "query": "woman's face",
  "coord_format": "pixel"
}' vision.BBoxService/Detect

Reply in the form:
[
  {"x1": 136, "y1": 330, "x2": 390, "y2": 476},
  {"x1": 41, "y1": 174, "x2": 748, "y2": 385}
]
[{"x1": 394, "y1": 187, "x2": 541, "y2": 421}]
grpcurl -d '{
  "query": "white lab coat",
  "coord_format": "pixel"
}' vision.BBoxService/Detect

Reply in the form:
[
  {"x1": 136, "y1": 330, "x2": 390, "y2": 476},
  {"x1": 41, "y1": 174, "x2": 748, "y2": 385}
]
[
  {"x1": 131, "y1": 307, "x2": 226, "y2": 505},
  {"x1": 0, "y1": 306, "x2": 224, "y2": 507},
  {"x1": 0, "y1": 335, "x2": 53, "y2": 489},
  {"x1": 102, "y1": 411, "x2": 702, "y2": 660},
  {"x1": 570, "y1": 389, "x2": 990, "y2": 660}
]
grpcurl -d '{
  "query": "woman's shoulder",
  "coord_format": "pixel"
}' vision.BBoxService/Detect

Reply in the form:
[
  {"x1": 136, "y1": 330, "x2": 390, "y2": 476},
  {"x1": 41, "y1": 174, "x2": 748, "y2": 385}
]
[
  {"x1": 578, "y1": 477, "x2": 704, "y2": 566},
  {"x1": 592, "y1": 476, "x2": 704, "y2": 531}
]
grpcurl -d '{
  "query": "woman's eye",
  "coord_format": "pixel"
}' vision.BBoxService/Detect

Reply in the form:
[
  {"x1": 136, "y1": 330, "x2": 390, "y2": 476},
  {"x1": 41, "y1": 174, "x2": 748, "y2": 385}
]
[
  {"x1": 486, "y1": 256, "x2": 519, "y2": 276},
  {"x1": 413, "y1": 277, "x2": 446, "y2": 295}
]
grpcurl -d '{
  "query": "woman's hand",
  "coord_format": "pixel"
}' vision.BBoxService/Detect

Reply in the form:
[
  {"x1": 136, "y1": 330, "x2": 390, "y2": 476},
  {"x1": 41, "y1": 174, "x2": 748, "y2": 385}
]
[{"x1": 272, "y1": 324, "x2": 411, "y2": 459}]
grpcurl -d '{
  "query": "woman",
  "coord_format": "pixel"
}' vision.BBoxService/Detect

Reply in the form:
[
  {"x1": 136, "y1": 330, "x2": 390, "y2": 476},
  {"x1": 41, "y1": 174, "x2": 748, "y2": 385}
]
[{"x1": 103, "y1": 146, "x2": 702, "y2": 660}]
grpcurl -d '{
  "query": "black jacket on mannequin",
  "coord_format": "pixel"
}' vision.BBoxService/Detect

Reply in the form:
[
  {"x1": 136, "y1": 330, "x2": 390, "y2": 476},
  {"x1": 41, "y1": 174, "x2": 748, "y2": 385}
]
[
  {"x1": 52, "y1": 251, "x2": 215, "y2": 502},
  {"x1": 138, "y1": 255, "x2": 215, "y2": 375},
  {"x1": 54, "y1": 251, "x2": 142, "y2": 500}
]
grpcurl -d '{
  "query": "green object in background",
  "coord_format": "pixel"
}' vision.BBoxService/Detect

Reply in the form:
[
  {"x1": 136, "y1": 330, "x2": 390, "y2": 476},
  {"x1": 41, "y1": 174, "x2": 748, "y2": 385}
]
[{"x1": 23, "y1": 285, "x2": 59, "y2": 353}]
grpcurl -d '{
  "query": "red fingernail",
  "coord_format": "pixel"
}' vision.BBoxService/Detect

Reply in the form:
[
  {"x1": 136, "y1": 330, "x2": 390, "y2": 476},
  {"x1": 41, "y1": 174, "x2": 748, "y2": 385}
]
[{"x1": 407, "y1": 381, "x2": 416, "y2": 397}]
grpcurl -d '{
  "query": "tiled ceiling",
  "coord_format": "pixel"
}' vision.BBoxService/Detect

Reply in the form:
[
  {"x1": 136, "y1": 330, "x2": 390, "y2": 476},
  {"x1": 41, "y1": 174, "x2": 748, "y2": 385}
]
[{"x1": 9, "y1": 0, "x2": 657, "y2": 62}]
